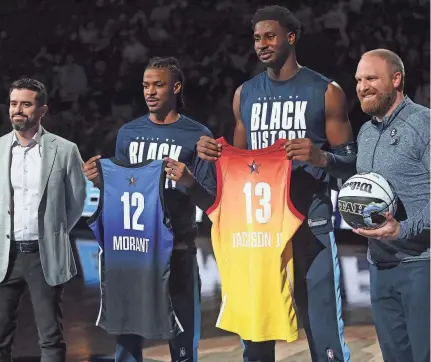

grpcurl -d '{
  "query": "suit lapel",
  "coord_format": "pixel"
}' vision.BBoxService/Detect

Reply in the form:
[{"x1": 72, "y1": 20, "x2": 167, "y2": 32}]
[
  {"x1": 0, "y1": 132, "x2": 13, "y2": 208},
  {"x1": 38, "y1": 129, "x2": 58, "y2": 203}
]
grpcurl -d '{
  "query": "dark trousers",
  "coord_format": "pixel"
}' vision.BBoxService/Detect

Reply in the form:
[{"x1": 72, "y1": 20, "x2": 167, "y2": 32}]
[
  {"x1": 115, "y1": 249, "x2": 201, "y2": 362},
  {"x1": 0, "y1": 250, "x2": 65, "y2": 362},
  {"x1": 370, "y1": 260, "x2": 430, "y2": 362},
  {"x1": 243, "y1": 229, "x2": 350, "y2": 362}
]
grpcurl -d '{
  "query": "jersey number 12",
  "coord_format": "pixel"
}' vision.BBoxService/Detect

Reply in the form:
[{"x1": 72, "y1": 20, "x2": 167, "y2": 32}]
[
  {"x1": 243, "y1": 182, "x2": 272, "y2": 224},
  {"x1": 121, "y1": 192, "x2": 145, "y2": 231}
]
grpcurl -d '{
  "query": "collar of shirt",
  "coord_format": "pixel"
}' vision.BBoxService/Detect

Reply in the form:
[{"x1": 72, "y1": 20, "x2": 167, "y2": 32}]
[
  {"x1": 371, "y1": 96, "x2": 412, "y2": 129},
  {"x1": 11, "y1": 126, "x2": 42, "y2": 149}
]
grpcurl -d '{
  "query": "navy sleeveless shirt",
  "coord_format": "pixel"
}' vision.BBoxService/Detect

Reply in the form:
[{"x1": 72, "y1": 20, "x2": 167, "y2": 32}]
[{"x1": 239, "y1": 67, "x2": 334, "y2": 235}]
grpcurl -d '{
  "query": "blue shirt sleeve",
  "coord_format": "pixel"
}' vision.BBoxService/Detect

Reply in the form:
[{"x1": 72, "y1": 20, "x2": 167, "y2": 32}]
[
  {"x1": 192, "y1": 129, "x2": 217, "y2": 196},
  {"x1": 115, "y1": 127, "x2": 129, "y2": 163},
  {"x1": 193, "y1": 155, "x2": 217, "y2": 196},
  {"x1": 187, "y1": 151, "x2": 217, "y2": 212},
  {"x1": 183, "y1": 127, "x2": 217, "y2": 211},
  {"x1": 193, "y1": 156, "x2": 217, "y2": 194}
]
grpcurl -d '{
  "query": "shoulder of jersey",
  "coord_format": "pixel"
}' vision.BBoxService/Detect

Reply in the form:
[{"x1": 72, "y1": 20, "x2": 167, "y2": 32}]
[
  {"x1": 242, "y1": 68, "x2": 330, "y2": 89},
  {"x1": 180, "y1": 114, "x2": 213, "y2": 136},
  {"x1": 241, "y1": 71, "x2": 266, "y2": 88},
  {"x1": 118, "y1": 115, "x2": 149, "y2": 133},
  {"x1": 300, "y1": 67, "x2": 332, "y2": 84}
]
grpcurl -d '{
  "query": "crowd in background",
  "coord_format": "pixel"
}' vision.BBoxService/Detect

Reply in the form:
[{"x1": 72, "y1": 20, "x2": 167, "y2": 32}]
[{"x1": 0, "y1": 0, "x2": 429, "y2": 160}]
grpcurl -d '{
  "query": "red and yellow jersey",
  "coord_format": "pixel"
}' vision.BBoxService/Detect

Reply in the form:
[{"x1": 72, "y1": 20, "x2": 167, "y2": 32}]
[{"x1": 207, "y1": 137, "x2": 304, "y2": 342}]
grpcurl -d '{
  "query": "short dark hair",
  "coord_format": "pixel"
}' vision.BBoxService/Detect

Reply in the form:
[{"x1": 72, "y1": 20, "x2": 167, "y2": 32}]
[
  {"x1": 252, "y1": 5, "x2": 302, "y2": 44},
  {"x1": 146, "y1": 56, "x2": 185, "y2": 110},
  {"x1": 9, "y1": 78, "x2": 48, "y2": 106}
]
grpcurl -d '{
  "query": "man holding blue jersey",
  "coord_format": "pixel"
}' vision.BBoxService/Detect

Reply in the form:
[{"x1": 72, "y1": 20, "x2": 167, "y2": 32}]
[
  {"x1": 83, "y1": 56, "x2": 216, "y2": 362},
  {"x1": 354, "y1": 49, "x2": 430, "y2": 362}
]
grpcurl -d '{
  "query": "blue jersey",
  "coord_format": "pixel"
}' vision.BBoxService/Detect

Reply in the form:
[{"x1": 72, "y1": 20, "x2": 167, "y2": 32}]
[
  {"x1": 239, "y1": 67, "x2": 334, "y2": 234},
  {"x1": 88, "y1": 158, "x2": 182, "y2": 339},
  {"x1": 115, "y1": 114, "x2": 216, "y2": 244}
]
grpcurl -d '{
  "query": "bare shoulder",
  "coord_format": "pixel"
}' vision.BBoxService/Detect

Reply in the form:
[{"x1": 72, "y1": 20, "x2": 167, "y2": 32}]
[
  {"x1": 234, "y1": 84, "x2": 244, "y2": 99},
  {"x1": 233, "y1": 84, "x2": 245, "y2": 115},
  {"x1": 326, "y1": 81, "x2": 347, "y2": 100},
  {"x1": 325, "y1": 81, "x2": 348, "y2": 115}
]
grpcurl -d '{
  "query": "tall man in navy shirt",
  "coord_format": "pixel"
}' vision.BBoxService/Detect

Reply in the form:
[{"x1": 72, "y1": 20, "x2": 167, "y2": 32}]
[
  {"x1": 83, "y1": 56, "x2": 216, "y2": 362},
  {"x1": 197, "y1": 5, "x2": 356, "y2": 362}
]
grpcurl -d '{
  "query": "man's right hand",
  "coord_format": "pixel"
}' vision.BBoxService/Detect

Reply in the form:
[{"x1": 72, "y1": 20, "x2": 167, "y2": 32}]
[
  {"x1": 196, "y1": 136, "x2": 222, "y2": 162},
  {"x1": 82, "y1": 155, "x2": 101, "y2": 188}
]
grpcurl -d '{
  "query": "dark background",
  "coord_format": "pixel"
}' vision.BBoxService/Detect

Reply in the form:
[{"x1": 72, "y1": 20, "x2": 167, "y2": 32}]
[
  {"x1": 0, "y1": 0, "x2": 429, "y2": 157},
  {"x1": 0, "y1": 0, "x2": 428, "y2": 359}
]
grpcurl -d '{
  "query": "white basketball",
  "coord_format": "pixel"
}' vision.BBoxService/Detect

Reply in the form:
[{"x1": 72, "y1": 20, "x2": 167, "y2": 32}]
[{"x1": 338, "y1": 172, "x2": 397, "y2": 229}]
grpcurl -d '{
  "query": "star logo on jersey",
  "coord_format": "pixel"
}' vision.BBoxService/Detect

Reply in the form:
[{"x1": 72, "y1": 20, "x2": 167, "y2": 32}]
[
  {"x1": 127, "y1": 176, "x2": 138, "y2": 186},
  {"x1": 248, "y1": 160, "x2": 261, "y2": 174}
]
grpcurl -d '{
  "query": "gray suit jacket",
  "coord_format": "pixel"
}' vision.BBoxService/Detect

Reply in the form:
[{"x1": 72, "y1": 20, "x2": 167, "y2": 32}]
[{"x1": 0, "y1": 127, "x2": 87, "y2": 286}]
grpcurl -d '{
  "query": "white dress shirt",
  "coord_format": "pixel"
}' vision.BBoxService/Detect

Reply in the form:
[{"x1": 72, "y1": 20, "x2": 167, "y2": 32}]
[{"x1": 10, "y1": 127, "x2": 42, "y2": 241}]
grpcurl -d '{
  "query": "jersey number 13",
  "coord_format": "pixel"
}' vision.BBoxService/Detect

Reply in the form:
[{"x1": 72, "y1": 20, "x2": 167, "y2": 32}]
[{"x1": 243, "y1": 181, "x2": 272, "y2": 224}]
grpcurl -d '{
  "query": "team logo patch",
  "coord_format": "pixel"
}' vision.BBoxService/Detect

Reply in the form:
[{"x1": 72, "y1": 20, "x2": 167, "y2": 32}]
[
  {"x1": 390, "y1": 136, "x2": 400, "y2": 145},
  {"x1": 327, "y1": 348, "x2": 335, "y2": 360},
  {"x1": 179, "y1": 347, "x2": 186, "y2": 357},
  {"x1": 390, "y1": 128, "x2": 399, "y2": 145},
  {"x1": 248, "y1": 160, "x2": 261, "y2": 174},
  {"x1": 127, "y1": 176, "x2": 138, "y2": 186}
]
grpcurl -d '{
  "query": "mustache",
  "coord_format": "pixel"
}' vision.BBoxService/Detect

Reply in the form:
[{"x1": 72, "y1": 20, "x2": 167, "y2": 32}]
[{"x1": 359, "y1": 91, "x2": 376, "y2": 97}]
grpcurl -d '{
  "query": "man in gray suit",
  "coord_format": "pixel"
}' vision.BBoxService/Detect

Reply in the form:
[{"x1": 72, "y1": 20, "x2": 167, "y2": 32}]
[{"x1": 0, "y1": 78, "x2": 86, "y2": 362}]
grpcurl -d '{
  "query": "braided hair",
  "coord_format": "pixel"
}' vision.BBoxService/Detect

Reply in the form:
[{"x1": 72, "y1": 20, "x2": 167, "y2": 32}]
[{"x1": 146, "y1": 56, "x2": 185, "y2": 110}]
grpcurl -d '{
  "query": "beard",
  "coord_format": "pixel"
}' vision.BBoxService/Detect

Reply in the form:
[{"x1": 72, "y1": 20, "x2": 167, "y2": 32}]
[
  {"x1": 10, "y1": 116, "x2": 38, "y2": 132},
  {"x1": 359, "y1": 88, "x2": 397, "y2": 118},
  {"x1": 261, "y1": 45, "x2": 291, "y2": 70}
]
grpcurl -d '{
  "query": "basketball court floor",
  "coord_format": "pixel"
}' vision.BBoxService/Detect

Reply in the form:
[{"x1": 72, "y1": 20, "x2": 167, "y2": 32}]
[{"x1": 13, "y1": 232, "x2": 383, "y2": 362}]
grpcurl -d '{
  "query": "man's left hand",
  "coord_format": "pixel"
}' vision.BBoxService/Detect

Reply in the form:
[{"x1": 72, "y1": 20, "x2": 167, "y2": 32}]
[
  {"x1": 285, "y1": 138, "x2": 327, "y2": 167},
  {"x1": 352, "y1": 212, "x2": 400, "y2": 240},
  {"x1": 164, "y1": 158, "x2": 195, "y2": 187}
]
